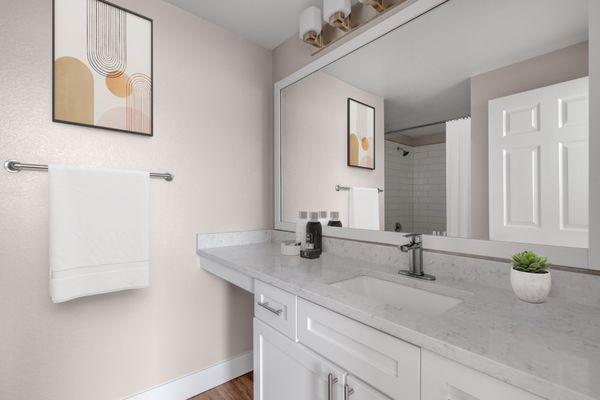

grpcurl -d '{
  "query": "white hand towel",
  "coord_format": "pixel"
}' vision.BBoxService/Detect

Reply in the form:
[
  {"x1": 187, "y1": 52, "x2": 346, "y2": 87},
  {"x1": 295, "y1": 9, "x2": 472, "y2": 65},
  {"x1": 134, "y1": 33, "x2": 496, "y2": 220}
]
[
  {"x1": 348, "y1": 187, "x2": 380, "y2": 230},
  {"x1": 49, "y1": 165, "x2": 149, "y2": 303}
]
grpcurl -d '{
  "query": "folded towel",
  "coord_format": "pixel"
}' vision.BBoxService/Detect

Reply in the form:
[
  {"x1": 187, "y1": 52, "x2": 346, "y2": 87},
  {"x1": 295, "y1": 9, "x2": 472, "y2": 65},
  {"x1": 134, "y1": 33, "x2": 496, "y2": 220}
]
[
  {"x1": 348, "y1": 187, "x2": 380, "y2": 230},
  {"x1": 49, "y1": 165, "x2": 149, "y2": 303}
]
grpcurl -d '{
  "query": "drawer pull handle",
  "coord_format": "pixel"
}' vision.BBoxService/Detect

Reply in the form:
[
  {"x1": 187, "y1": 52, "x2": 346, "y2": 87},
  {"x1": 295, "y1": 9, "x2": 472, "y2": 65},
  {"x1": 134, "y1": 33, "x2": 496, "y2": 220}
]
[
  {"x1": 344, "y1": 384, "x2": 355, "y2": 399},
  {"x1": 257, "y1": 301, "x2": 283, "y2": 316},
  {"x1": 328, "y1": 373, "x2": 338, "y2": 400}
]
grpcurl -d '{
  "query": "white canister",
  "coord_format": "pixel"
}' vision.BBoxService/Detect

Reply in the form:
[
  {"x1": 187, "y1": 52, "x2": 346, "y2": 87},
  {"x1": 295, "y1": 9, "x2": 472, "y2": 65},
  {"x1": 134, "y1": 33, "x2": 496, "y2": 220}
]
[
  {"x1": 510, "y1": 268, "x2": 551, "y2": 303},
  {"x1": 318, "y1": 211, "x2": 328, "y2": 226},
  {"x1": 296, "y1": 211, "x2": 308, "y2": 246}
]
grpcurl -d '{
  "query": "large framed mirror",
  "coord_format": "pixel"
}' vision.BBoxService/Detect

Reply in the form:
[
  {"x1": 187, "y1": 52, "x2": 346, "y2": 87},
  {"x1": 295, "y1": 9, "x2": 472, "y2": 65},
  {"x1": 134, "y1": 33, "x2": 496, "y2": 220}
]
[{"x1": 275, "y1": 0, "x2": 598, "y2": 269}]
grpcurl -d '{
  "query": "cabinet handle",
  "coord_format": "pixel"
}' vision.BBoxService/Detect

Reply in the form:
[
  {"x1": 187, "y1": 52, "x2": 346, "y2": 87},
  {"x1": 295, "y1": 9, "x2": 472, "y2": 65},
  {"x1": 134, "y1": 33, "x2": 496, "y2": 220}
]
[
  {"x1": 328, "y1": 373, "x2": 338, "y2": 400},
  {"x1": 257, "y1": 301, "x2": 283, "y2": 316},
  {"x1": 344, "y1": 384, "x2": 355, "y2": 399}
]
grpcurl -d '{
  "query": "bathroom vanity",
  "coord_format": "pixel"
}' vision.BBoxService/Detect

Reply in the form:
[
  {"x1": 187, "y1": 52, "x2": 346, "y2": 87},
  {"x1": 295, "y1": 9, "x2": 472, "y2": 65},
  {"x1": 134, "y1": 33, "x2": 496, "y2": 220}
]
[
  {"x1": 198, "y1": 0, "x2": 600, "y2": 399},
  {"x1": 197, "y1": 231, "x2": 600, "y2": 400}
]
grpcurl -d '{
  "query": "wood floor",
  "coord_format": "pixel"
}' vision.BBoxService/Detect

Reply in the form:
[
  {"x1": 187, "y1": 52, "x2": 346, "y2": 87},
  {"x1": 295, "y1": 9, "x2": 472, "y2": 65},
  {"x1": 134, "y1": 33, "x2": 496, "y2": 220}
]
[{"x1": 188, "y1": 372, "x2": 253, "y2": 400}]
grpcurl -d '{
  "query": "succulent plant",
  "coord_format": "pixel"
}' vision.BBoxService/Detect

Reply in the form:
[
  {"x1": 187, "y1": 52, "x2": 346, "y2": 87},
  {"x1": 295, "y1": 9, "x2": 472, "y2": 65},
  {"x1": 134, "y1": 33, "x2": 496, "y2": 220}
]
[{"x1": 511, "y1": 251, "x2": 550, "y2": 274}]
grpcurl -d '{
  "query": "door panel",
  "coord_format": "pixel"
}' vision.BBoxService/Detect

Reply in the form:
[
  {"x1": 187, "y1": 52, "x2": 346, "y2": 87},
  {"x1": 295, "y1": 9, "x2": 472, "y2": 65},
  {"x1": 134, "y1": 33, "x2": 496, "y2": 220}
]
[
  {"x1": 489, "y1": 77, "x2": 589, "y2": 247},
  {"x1": 254, "y1": 318, "x2": 344, "y2": 400},
  {"x1": 503, "y1": 103, "x2": 539, "y2": 136},
  {"x1": 559, "y1": 140, "x2": 589, "y2": 230},
  {"x1": 503, "y1": 146, "x2": 540, "y2": 227},
  {"x1": 559, "y1": 94, "x2": 588, "y2": 128}
]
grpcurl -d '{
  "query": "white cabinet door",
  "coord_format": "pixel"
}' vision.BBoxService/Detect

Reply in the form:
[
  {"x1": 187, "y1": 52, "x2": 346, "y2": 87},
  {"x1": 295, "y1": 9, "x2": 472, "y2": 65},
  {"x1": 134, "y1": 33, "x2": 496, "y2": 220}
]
[
  {"x1": 421, "y1": 350, "x2": 544, "y2": 400},
  {"x1": 344, "y1": 375, "x2": 392, "y2": 400},
  {"x1": 489, "y1": 77, "x2": 589, "y2": 247},
  {"x1": 254, "y1": 318, "x2": 345, "y2": 400}
]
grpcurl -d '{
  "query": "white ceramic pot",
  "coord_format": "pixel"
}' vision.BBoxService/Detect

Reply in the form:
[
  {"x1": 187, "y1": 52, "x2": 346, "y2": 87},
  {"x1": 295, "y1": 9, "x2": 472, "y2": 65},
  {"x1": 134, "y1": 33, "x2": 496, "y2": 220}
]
[{"x1": 510, "y1": 268, "x2": 551, "y2": 303}]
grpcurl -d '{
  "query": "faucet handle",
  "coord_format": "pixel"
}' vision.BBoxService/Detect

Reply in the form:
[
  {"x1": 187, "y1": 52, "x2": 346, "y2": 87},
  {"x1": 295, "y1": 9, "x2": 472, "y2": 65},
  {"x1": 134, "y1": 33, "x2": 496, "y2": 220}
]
[{"x1": 403, "y1": 233, "x2": 422, "y2": 243}]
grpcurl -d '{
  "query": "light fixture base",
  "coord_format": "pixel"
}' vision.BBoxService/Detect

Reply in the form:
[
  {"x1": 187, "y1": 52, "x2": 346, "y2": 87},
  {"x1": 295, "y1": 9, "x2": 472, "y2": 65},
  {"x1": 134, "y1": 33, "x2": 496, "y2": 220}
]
[
  {"x1": 328, "y1": 11, "x2": 351, "y2": 32},
  {"x1": 365, "y1": 0, "x2": 385, "y2": 12},
  {"x1": 303, "y1": 31, "x2": 324, "y2": 49}
]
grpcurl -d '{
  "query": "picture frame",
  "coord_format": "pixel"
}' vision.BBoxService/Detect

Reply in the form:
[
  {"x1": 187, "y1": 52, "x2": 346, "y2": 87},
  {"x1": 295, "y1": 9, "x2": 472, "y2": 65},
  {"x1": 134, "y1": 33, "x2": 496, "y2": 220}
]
[
  {"x1": 52, "y1": 0, "x2": 154, "y2": 136},
  {"x1": 347, "y1": 98, "x2": 376, "y2": 170}
]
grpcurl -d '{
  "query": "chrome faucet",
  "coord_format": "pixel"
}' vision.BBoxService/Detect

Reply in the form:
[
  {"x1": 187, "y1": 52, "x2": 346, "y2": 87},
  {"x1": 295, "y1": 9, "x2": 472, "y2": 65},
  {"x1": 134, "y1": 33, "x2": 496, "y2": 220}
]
[{"x1": 398, "y1": 233, "x2": 435, "y2": 280}]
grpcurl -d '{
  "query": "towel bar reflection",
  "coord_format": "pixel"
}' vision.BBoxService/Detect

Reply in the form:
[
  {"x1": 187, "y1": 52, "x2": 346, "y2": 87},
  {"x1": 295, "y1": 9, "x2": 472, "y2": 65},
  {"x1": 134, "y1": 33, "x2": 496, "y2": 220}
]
[
  {"x1": 335, "y1": 185, "x2": 383, "y2": 193},
  {"x1": 4, "y1": 160, "x2": 174, "y2": 182}
]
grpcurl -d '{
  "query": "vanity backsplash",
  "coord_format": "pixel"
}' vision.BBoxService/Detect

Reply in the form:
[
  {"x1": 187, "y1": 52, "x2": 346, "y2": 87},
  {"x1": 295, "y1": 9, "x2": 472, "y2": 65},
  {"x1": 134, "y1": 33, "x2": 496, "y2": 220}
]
[
  {"x1": 198, "y1": 229, "x2": 599, "y2": 308},
  {"x1": 269, "y1": 230, "x2": 600, "y2": 308}
]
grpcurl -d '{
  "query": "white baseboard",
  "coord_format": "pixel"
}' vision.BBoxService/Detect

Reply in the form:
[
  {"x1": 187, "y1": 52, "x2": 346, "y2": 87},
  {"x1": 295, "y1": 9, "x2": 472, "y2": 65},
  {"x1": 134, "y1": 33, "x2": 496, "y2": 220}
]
[{"x1": 126, "y1": 351, "x2": 253, "y2": 400}]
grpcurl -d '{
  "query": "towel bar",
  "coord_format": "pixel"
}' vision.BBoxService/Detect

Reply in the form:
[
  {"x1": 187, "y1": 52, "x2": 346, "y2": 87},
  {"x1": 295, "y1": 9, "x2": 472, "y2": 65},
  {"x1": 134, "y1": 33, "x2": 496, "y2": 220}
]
[
  {"x1": 335, "y1": 185, "x2": 383, "y2": 193},
  {"x1": 4, "y1": 160, "x2": 174, "y2": 182}
]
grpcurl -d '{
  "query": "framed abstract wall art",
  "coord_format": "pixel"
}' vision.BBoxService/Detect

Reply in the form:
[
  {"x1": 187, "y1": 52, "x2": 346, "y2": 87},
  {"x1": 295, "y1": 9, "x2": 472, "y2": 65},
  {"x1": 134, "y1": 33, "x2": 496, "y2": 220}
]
[
  {"x1": 53, "y1": 0, "x2": 153, "y2": 136},
  {"x1": 347, "y1": 98, "x2": 375, "y2": 169}
]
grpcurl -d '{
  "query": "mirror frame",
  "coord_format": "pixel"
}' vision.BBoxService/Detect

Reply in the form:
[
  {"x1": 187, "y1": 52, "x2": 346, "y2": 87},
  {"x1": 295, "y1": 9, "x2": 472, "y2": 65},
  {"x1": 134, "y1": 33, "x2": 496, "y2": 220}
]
[{"x1": 274, "y1": 0, "x2": 599, "y2": 270}]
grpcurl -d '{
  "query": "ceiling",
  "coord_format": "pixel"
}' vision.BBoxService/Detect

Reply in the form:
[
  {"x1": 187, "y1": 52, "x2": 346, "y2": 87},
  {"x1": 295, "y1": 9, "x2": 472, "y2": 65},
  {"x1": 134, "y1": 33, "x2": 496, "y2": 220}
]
[
  {"x1": 161, "y1": 0, "x2": 321, "y2": 49},
  {"x1": 322, "y1": 0, "x2": 589, "y2": 133}
]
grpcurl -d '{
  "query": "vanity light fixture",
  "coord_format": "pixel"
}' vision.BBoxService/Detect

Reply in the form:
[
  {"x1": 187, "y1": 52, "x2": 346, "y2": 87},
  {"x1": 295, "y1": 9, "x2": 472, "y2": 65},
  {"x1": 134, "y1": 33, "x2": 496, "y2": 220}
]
[
  {"x1": 323, "y1": 0, "x2": 351, "y2": 32},
  {"x1": 299, "y1": 6, "x2": 324, "y2": 48},
  {"x1": 299, "y1": 0, "x2": 396, "y2": 50},
  {"x1": 358, "y1": 0, "x2": 385, "y2": 12}
]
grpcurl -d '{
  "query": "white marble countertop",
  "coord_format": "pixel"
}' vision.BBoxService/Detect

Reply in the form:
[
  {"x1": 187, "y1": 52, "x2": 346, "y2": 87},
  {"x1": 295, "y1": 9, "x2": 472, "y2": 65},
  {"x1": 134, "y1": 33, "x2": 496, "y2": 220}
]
[{"x1": 197, "y1": 242, "x2": 600, "y2": 400}]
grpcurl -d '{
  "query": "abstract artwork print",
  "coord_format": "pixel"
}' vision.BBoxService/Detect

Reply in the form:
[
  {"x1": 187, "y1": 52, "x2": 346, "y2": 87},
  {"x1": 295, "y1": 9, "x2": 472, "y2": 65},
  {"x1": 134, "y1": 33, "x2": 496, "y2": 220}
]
[
  {"x1": 53, "y1": 0, "x2": 153, "y2": 136},
  {"x1": 347, "y1": 98, "x2": 375, "y2": 169}
]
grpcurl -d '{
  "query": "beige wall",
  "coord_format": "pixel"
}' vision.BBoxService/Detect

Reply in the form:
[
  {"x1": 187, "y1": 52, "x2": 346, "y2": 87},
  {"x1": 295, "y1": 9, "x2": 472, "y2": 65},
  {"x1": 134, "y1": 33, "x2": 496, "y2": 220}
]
[
  {"x1": 470, "y1": 42, "x2": 588, "y2": 239},
  {"x1": 0, "y1": 0, "x2": 272, "y2": 399},
  {"x1": 281, "y1": 72, "x2": 385, "y2": 228}
]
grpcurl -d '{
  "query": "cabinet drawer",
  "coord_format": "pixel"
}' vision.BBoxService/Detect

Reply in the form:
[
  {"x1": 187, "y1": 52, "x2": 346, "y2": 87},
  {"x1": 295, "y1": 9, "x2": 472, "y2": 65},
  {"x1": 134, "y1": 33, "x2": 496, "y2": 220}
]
[
  {"x1": 297, "y1": 298, "x2": 420, "y2": 400},
  {"x1": 421, "y1": 350, "x2": 544, "y2": 400},
  {"x1": 254, "y1": 280, "x2": 297, "y2": 340}
]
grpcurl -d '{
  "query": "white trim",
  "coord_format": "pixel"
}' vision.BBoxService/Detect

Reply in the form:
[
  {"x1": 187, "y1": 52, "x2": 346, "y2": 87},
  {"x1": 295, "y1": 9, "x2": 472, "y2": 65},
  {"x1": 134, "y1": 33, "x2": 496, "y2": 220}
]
[
  {"x1": 274, "y1": 81, "x2": 282, "y2": 230},
  {"x1": 589, "y1": 0, "x2": 600, "y2": 270},
  {"x1": 125, "y1": 351, "x2": 253, "y2": 400},
  {"x1": 273, "y1": 0, "x2": 594, "y2": 269}
]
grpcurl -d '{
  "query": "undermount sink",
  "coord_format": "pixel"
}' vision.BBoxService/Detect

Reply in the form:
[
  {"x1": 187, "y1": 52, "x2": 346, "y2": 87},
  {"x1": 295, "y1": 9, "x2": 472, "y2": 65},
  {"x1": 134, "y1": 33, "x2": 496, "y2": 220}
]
[{"x1": 331, "y1": 275, "x2": 464, "y2": 316}]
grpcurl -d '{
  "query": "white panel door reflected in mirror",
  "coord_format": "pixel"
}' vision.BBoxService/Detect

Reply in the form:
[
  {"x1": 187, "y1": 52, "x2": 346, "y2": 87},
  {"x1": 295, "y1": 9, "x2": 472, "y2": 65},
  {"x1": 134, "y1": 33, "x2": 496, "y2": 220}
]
[{"x1": 280, "y1": 0, "x2": 589, "y2": 248}]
